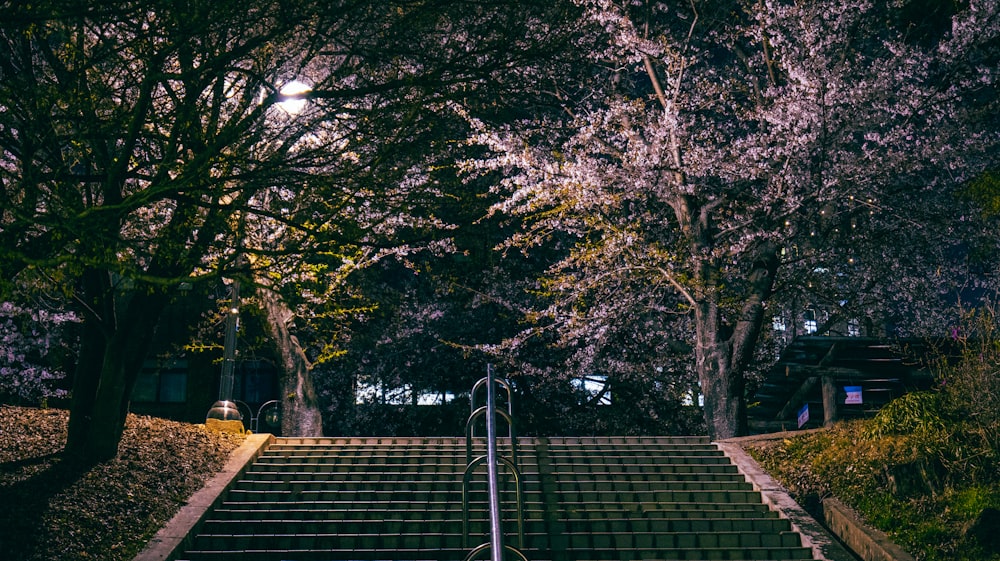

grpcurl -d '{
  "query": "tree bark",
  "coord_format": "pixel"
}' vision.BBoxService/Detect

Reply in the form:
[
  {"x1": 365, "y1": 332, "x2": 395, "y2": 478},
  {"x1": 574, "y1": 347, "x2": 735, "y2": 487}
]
[
  {"x1": 260, "y1": 288, "x2": 324, "y2": 437},
  {"x1": 694, "y1": 297, "x2": 747, "y2": 441},
  {"x1": 687, "y1": 222, "x2": 780, "y2": 440},
  {"x1": 65, "y1": 279, "x2": 169, "y2": 465}
]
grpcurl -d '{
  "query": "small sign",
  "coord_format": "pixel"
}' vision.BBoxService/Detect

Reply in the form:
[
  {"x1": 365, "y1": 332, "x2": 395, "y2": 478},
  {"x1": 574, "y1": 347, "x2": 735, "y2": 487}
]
[
  {"x1": 797, "y1": 403, "x2": 810, "y2": 428},
  {"x1": 844, "y1": 386, "x2": 863, "y2": 405}
]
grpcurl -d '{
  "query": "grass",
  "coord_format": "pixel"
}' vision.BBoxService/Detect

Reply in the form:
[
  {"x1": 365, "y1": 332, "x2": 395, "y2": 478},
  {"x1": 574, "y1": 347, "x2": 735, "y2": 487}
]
[{"x1": 745, "y1": 420, "x2": 1000, "y2": 561}]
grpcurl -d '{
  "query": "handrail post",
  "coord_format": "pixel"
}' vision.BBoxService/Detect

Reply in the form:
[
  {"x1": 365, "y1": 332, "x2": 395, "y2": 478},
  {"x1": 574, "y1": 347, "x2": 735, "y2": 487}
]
[
  {"x1": 486, "y1": 364, "x2": 504, "y2": 561},
  {"x1": 462, "y1": 364, "x2": 527, "y2": 561}
]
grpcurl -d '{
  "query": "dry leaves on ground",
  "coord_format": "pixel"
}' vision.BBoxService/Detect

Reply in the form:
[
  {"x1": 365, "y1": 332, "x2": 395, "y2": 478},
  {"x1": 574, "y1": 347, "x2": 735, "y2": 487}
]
[{"x1": 0, "y1": 405, "x2": 245, "y2": 561}]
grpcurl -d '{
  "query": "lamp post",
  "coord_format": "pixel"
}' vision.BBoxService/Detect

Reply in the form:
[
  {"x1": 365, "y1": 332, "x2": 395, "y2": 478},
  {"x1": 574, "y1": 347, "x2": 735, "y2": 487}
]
[
  {"x1": 207, "y1": 78, "x2": 309, "y2": 426},
  {"x1": 207, "y1": 278, "x2": 243, "y2": 422}
]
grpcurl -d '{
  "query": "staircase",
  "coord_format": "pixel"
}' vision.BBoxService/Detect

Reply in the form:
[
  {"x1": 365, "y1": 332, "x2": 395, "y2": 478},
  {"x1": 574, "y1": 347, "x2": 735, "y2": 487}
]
[{"x1": 176, "y1": 436, "x2": 818, "y2": 561}]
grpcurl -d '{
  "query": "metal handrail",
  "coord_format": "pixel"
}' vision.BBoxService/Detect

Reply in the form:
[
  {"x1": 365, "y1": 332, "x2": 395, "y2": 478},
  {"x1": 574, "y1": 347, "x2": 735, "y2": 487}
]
[
  {"x1": 467, "y1": 372, "x2": 518, "y2": 466},
  {"x1": 466, "y1": 406, "x2": 519, "y2": 467},
  {"x1": 462, "y1": 364, "x2": 527, "y2": 561},
  {"x1": 471, "y1": 377, "x2": 513, "y2": 414},
  {"x1": 463, "y1": 543, "x2": 531, "y2": 561},
  {"x1": 462, "y1": 455, "x2": 525, "y2": 549}
]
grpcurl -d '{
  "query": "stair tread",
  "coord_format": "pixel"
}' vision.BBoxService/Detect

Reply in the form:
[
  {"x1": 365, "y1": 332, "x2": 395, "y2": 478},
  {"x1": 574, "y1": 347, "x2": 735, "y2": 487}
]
[{"x1": 179, "y1": 436, "x2": 818, "y2": 561}]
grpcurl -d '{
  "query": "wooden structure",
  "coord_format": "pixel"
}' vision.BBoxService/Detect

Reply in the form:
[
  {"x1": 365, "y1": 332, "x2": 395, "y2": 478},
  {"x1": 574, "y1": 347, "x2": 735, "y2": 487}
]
[{"x1": 747, "y1": 337, "x2": 936, "y2": 433}]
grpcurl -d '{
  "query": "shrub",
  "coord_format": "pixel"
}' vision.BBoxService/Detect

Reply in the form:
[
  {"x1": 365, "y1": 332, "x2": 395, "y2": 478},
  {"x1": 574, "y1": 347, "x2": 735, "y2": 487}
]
[
  {"x1": 934, "y1": 306, "x2": 1000, "y2": 468},
  {"x1": 864, "y1": 391, "x2": 946, "y2": 440},
  {"x1": 904, "y1": 305, "x2": 1000, "y2": 487}
]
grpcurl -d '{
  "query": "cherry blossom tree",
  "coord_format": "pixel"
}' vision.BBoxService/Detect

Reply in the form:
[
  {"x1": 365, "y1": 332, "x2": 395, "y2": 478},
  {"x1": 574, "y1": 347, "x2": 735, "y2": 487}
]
[
  {"x1": 0, "y1": 300, "x2": 77, "y2": 404},
  {"x1": 462, "y1": 0, "x2": 1000, "y2": 438}
]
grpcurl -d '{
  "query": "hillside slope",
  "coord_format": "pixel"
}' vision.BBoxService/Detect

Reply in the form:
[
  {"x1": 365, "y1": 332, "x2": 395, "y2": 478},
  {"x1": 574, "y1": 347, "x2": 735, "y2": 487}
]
[{"x1": 0, "y1": 406, "x2": 245, "y2": 561}]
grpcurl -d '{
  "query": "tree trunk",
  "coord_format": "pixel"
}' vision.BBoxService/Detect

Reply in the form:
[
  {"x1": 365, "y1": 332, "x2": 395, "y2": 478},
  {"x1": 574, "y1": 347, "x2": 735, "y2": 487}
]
[
  {"x1": 694, "y1": 299, "x2": 747, "y2": 441},
  {"x1": 260, "y1": 288, "x2": 324, "y2": 437},
  {"x1": 66, "y1": 282, "x2": 169, "y2": 465},
  {"x1": 66, "y1": 269, "x2": 114, "y2": 457},
  {"x1": 66, "y1": 321, "x2": 107, "y2": 461},
  {"x1": 691, "y1": 242, "x2": 780, "y2": 441}
]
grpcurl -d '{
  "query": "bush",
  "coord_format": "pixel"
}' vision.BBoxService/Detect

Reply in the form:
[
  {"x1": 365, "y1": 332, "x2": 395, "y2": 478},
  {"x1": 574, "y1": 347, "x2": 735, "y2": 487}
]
[
  {"x1": 748, "y1": 421, "x2": 1000, "y2": 561},
  {"x1": 864, "y1": 391, "x2": 945, "y2": 440},
  {"x1": 748, "y1": 305, "x2": 1000, "y2": 560},
  {"x1": 934, "y1": 306, "x2": 1000, "y2": 470}
]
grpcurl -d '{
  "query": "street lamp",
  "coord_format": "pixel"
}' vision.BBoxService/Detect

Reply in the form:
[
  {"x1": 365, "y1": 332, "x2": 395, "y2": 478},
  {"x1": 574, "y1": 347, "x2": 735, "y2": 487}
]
[
  {"x1": 208, "y1": 78, "x2": 308, "y2": 426},
  {"x1": 207, "y1": 278, "x2": 243, "y2": 422},
  {"x1": 277, "y1": 80, "x2": 310, "y2": 115}
]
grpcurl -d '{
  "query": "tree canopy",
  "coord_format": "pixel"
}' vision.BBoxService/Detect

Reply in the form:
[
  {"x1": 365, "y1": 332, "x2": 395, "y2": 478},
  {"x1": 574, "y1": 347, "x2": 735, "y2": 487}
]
[
  {"x1": 459, "y1": 0, "x2": 1000, "y2": 438},
  {"x1": 0, "y1": 0, "x2": 998, "y2": 450}
]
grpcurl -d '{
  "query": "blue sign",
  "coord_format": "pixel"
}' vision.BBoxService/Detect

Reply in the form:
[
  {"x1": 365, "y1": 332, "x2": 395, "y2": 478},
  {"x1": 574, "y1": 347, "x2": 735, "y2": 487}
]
[{"x1": 797, "y1": 403, "x2": 809, "y2": 428}]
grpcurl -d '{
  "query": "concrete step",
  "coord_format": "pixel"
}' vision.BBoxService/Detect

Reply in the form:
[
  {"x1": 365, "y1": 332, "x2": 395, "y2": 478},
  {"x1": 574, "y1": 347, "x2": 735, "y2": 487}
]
[
  {"x1": 176, "y1": 436, "x2": 819, "y2": 561},
  {"x1": 179, "y1": 545, "x2": 813, "y2": 561},
  {"x1": 187, "y1": 530, "x2": 804, "y2": 550},
  {"x1": 199, "y1": 516, "x2": 793, "y2": 535},
  {"x1": 229, "y1": 478, "x2": 751, "y2": 494}
]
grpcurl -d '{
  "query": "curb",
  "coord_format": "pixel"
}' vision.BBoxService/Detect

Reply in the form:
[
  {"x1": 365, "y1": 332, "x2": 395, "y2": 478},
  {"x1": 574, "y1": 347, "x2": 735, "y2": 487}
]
[
  {"x1": 823, "y1": 497, "x2": 916, "y2": 561},
  {"x1": 716, "y1": 441, "x2": 857, "y2": 561},
  {"x1": 132, "y1": 432, "x2": 274, "y2": 561}
]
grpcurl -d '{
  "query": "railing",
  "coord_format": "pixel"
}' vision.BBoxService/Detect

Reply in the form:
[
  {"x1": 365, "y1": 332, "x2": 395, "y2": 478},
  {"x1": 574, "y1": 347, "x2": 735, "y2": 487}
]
[{"x1": 462, "y1": 364, "x2": 528, "y2": 561}]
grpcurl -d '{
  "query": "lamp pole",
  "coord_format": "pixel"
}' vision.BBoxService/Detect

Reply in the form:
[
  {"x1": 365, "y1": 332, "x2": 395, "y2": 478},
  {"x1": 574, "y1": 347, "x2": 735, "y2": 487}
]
[
  {"x1": 207, "y1": 278, "x2": 243, "y2": 422},
  {"x1": 207, "y1": 78, "x2": 310, "y2": 426}
]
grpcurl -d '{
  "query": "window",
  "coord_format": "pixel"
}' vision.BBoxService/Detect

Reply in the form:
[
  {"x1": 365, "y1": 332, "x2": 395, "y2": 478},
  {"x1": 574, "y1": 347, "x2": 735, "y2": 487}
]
[
  {"x1": 237, "y1": 360, "x2": 278, "y2": 404},
  {"x1": 355, "y1": 380, "x2": 411, "y2": 404},
  {"x1": 572, "y1": 375, "x2": 611, "y2": 405},
  {"x1": 804, "y1": 310, "x2": 818, "y2": 334},
  {"x1": 848, "y1": 319, "x2": 861, "y2": 337},
  {"x1": 354, "y1": 380, "x2": 455, "y2": 405},
  {"x1": 416, "y1": 391, "x2": 456, "y2": 405},
  {"x1": 133, "y1": 359, "x2": 188, "y2": 403}
]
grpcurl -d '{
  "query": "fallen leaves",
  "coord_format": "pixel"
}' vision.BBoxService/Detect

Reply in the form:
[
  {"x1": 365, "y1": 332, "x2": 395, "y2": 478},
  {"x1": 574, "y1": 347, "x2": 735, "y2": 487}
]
[{"x1": 0, "y1": 405, "x2": 245, "y2": 561}]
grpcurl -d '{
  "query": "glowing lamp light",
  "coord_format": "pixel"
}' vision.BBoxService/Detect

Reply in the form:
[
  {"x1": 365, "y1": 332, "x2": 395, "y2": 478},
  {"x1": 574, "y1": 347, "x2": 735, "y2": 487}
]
[
  {"x1": 277, "y1": 80, "x2": 311, "y2": 114},
  {"x1": 206, "y1": 400, "x2": 243, "y2": 421}
]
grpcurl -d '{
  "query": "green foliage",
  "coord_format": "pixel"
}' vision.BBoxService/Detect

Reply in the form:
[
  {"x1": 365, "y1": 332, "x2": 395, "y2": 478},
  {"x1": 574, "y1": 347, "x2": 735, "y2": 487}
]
[
  {"x1": 749, "y1": 421, "x2": 1000, "y2": 561},
  {"x1": 963, "y1": 170, "x2": 1000, "y2": 217},
  {"x1": 863, "y1": 391, "x2": 946, "y2": 440},
  {"x1": 750, "y1": 307, "x2": 1000, "y2": 560},
  {"x1": 935, "y1": 307, "x2": 1000, "y2": 455}
]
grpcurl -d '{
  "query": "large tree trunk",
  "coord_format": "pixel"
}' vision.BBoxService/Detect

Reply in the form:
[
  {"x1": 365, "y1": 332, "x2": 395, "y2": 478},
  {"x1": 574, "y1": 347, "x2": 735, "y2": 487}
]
[
  {"x1": 695, "y1": 243, "x2": 780, "y2": 440},
  {"x1": 686, "y1": 204, "x2": 780, "y2": 440},
  {"x1": 66, "y1": 276, "x2": 170, "y2": 465},
  {"x1": 260, "y1": 288, "x2": 323, "y2": 437},
  {"x1": 694, "y1": 298, "x2": 747, "y2": 441}
]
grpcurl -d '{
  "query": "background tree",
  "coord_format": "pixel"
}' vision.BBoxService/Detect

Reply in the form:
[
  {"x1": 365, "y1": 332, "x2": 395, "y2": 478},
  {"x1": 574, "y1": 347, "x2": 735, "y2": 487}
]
[
  {"x1": 0, "y1": 295, "x2": 77, "y2": 405},
  {"x1": 0, "y1": 0, "x2": 336, "y2": 463},
  {"x1": 0, "y1": 0, "x2": 593, "y2": 459},
  {"x1": 461, "y1": 0, "x2": 1000, "y2": 439},
  {"x1": 0, "y1": 0, "x2": 474, "y2": 461}
]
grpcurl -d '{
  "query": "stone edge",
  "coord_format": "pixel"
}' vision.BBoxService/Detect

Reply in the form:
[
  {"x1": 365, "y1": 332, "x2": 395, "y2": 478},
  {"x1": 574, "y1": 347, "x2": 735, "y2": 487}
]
[
  {"x1": 823, "y1": 497, "x2": 917, "y2": 561},
  {"x1": 716, "y1": 440, "x2": 858, "y2": 561},
  {"x1": 132, "y1": 432, "x2": 274, "y2": 561}
]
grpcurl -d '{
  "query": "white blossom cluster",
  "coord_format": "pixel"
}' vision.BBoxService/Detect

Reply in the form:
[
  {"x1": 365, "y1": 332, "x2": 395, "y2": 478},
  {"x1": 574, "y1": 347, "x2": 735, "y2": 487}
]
[
  {"x1": 0, "y1": 301, "x2": 77, "y2": 402},
  {"x1": 462, "y1": 0, "x2": 1000, "y2": 435}
]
